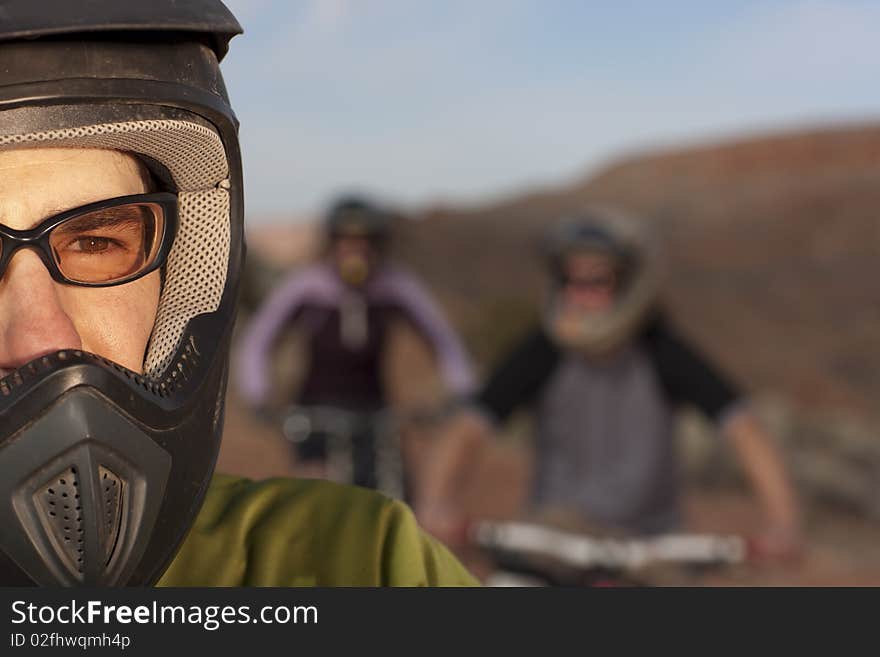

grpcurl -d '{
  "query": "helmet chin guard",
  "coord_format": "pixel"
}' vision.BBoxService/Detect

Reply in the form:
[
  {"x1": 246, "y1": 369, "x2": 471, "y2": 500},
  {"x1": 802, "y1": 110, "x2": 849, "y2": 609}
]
[
  {"x1": 543, "y1": 206, "x2": 664, "y2": 355},
  {"x1": 0, "y1": 1, "x2": 244, "y2": 586},
  {"x1": 0, "y1": 389, "x2": 171, "y2": 587}
]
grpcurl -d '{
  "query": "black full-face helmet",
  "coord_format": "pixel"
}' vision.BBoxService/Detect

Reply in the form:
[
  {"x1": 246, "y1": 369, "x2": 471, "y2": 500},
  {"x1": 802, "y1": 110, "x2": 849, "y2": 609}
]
[{"x1": 0, "y1": 1, "x2": 244, "y2": 585}]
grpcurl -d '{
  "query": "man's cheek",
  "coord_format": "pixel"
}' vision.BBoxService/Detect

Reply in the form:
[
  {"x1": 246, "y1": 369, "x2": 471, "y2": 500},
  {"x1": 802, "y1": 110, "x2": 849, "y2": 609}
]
[{"x1": 67, "y1": 287, "x2": 157, "y2": 372}]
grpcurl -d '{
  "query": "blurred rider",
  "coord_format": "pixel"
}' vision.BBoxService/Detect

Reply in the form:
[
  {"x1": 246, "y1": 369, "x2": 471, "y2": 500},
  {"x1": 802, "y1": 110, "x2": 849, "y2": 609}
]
[
  {"x1": 237, "y1": 196, "x2": 476, "y2": 491},
  {"x1": 420, "y1": 207, "x2": 802, "y2": 558}
]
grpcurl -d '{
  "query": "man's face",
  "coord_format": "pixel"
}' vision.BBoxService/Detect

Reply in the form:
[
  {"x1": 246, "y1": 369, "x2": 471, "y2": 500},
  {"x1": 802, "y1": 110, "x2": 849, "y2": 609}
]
[
  {"x1": 0, "y1": 148, "x2": 160, "y2": 376},
  {"x1": 331, "y1": 235, "x2": 376, "y2": 286},
  {"x1": 560, "y1": 251, "x2": 619, "y2": 314}
]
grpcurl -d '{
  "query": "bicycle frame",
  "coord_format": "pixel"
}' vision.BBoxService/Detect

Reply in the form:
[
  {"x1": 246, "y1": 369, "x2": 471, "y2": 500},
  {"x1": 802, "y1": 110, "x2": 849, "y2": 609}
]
[{"x1": 279, "y1": 405, "x2": 405, "y2": 500}]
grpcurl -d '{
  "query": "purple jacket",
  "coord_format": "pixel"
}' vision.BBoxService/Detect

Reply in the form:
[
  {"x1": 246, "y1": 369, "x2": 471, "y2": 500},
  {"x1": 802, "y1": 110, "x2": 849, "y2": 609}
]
[{"x1": 237, "y1": 262, "x2": 476, "y2": 409}]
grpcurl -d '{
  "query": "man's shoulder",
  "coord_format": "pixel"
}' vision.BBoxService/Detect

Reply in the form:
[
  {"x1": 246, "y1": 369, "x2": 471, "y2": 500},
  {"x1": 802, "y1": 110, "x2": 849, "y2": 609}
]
[
  {"x1": 197, "y1": 474, "x2": 418, "y2": 554},
  {"x1": 203, "y1": 472, "x2": 392, "y2": 518},
  {"x1": 158, "y1": 474, "x2": 479, "y2": 587}
]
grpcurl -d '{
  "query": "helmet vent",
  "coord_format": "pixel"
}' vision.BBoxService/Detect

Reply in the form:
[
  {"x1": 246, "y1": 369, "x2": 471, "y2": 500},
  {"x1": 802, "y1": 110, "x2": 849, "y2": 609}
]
[
  {"x1": 36, "y1": 467, "x2": 84, "y2": 574},
  {"x1": 99, "y1": 466, "x2": 124, "y2": 566}
]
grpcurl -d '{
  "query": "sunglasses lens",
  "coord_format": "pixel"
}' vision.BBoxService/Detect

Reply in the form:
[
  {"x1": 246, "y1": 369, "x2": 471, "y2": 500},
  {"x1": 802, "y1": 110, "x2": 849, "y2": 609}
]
[
  {"x1": 49, "y1": 202, "x2": 167, "y2": 284},
  {"x1": 565, "y1": 276, "x2": 615, "y2": 291}
]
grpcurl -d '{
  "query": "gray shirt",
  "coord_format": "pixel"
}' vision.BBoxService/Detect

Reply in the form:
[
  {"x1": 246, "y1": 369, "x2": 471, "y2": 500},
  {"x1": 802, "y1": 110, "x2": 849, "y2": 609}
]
[
  {"x1": 533, "y1": 347, "x2": 680, "y2": 534},
  {"x1": 476, "y1": 317, "x2": 742, "y2": 535}
]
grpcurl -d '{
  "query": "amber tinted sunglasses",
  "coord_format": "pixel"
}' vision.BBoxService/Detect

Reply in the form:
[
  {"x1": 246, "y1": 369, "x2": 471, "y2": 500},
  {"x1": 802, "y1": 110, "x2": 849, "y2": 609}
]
[{"x1": 0, "y1": 193, "x2": 177, "y2": 287}]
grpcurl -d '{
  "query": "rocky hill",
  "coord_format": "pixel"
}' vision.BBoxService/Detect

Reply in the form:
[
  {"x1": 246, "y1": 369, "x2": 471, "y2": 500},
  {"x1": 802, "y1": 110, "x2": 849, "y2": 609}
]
[{"x1": 393, "y1": 123, "x2": 880, "y2": 420}]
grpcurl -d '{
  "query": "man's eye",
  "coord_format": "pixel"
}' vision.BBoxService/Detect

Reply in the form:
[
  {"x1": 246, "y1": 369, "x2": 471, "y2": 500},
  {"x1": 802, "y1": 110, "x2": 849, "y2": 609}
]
[{"x1": 71, "y1": 236, "x2": 113, "y2": 253}]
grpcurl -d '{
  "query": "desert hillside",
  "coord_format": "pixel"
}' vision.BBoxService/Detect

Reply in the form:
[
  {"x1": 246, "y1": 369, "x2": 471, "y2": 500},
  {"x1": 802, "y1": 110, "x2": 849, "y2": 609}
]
[{"x1": 392, "y1": 124, "x2": 880, "y2": 418}]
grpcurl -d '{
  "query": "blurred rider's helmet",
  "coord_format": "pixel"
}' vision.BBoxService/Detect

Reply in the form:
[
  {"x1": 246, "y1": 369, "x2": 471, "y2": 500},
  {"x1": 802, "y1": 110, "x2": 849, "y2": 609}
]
[
  {"x1": 0, "y1": 0, "x2": 243, "y2": 586},
  {"x1": 324, "y1": 196, "x2": 393, "y2": 246},
  {"x1": 542, "y1": 206, "x2": 662, "y2": 355},
  {"x1": 324, "y1": 196, "x2": 393, "y2": 286}
]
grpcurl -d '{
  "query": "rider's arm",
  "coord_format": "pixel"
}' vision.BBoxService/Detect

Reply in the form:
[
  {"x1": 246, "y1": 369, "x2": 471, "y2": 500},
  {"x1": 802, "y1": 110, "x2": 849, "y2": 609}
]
[
  {"x1": 235, "y1": 266, "x2": 322, "y2": 408},
  {"x1": 437, "y1": 324, "x2": 563, "y2": 488},
  {"x1": 417, "y1": 327, "x2": 561, "y2": 543},
  {"x1": 476, "y1": 326, "x2": 562, "y2": 424},
  {"x1": 376, "y1": 267, "x2": 477, "y2": 397},
  {"x1": 642, "y1": 315, "x2": 743, "y2": 423},
  {"x1": 644, "y1": 316, "x2": 802, "y2": 555},
  {"x1": 722, "y1": 410, "x2": 802, "y2": 557}
]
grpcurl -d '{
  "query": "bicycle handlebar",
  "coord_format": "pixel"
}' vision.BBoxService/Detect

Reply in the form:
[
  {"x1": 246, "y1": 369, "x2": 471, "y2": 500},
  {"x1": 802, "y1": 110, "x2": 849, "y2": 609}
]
[
  {"x1": 275, "y1": 402, "x2": 460, "y2": 443},
  {"x1": 472, "y1": 520, "x2": 747, "y2": 572}
]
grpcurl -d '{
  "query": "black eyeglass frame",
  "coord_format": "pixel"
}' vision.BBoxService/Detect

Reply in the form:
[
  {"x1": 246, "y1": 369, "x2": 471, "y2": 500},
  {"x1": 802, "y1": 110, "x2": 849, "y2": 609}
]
[{"x1": 0, "y1": 192, "x2": 178, "y2": 288}]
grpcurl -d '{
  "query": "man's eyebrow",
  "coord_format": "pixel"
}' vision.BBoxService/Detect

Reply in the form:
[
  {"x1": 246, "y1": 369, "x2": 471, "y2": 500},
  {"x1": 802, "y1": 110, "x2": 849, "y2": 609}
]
[{"x1": 52, "y1": 209, "x2": 145, "y2": 232}]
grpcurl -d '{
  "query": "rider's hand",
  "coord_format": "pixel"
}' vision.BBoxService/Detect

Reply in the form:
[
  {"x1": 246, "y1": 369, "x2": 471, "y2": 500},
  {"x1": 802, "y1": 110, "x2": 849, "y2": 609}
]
[
  {"x1": 416, "y1": 501, "x2": 469, "y2": 548},
  {"x1": 750, "y1": 523, "x2": 804, "y2": 563}
]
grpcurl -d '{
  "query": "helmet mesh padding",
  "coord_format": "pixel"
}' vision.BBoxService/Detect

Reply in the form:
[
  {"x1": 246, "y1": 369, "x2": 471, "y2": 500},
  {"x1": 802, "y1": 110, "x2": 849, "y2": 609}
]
[
  {"x1": 148, "y1": 188, "x2": 230, "y2": 374},
  {"x1": 0, "y1": 119, "x2": 231, "y2": 376}
]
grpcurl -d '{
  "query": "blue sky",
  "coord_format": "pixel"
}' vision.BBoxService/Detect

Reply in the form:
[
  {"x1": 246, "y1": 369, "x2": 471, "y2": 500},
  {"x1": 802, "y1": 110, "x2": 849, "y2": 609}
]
[{"x1": 219, "y1": 1, "x2": 880, "y2": 219}]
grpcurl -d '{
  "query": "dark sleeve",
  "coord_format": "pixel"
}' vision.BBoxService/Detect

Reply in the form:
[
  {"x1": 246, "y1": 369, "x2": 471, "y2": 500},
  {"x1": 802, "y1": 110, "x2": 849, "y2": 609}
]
[
  {"x1": 642, "y1": 316, "x2": 743, "y2": 423},
  {"x1": 476, "y1": 326, "x2": 561, "y2": 424}
]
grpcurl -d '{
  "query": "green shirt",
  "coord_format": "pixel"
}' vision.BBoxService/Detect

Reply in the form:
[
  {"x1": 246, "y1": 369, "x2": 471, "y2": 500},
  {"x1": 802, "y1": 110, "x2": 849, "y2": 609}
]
[{"x1": 157, "y1": 473, "x2": 479, "y2": 587}]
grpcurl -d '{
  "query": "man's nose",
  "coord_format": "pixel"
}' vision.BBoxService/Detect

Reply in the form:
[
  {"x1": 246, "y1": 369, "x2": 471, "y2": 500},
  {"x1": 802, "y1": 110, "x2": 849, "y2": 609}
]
[{"x1": 0, "y1": 249, "x2": 83, "y2": 371}]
